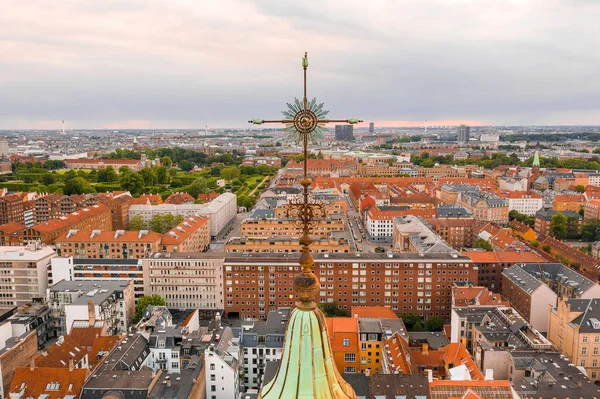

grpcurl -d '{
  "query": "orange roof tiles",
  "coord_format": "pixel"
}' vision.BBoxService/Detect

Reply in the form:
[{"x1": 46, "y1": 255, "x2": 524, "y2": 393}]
[
  {"x1": 55, "y1": 229, "x2": 162, "y2": 244},
  {"x1": 9, "y1": 367, "x2": 88, "y2": 399},
  {"x1": 160, "y1": 216, "x2": 208, "y2": 245},
  {"x1": 31, "y1": 204, "x2": 111, "y2": 233},
  {"x1": 325, "y1": 317, "x2": 359, "y2": 334},
  {"x1": 0, "y1": 222, "x2": 27, "y2": 234},
  {"x1": 351, "y1": 306, "x2": 398, "y2": 319},
  {"x1": 384, "y1": 331, "x2": 417, "y2": 374},
  {"x1": 464, "y1": 251, "x2": 547, "y2": 264},
  {"x1": 452, "y1": 286, "x2": 509, "y2": 307},
  {"x1": 429, "y1": 380, "x2": 515, "y2": 399},
  {"x1": 441, "y1": 342, "x2": 484, "y2": 380},
  {"x1": 164, "y1": 192, "x2": 194, "y2": 205},
  {"x1": 89, "y1": 336, "x2": 121, "y2": 370},
  {"x1": 130, "y1": 194, "x2": 163, "y2": 205},
  {"x1": 35, "y1": 335, "x2": 87, "y2": 368}
]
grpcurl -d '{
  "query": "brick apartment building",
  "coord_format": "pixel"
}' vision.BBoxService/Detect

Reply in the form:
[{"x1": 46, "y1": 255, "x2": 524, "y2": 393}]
[
  {"x1": 0, "y1": 195, "x2": 24, "y2": 224},
  {"x1": 160, "y1": 216, "x2": 210, "y2": 253},
  {"x1": 464, "y1": 251, "x2": 548, "y2": 292},
  {"x1": 34, "y1": 193, "x2": 62, "y2": 223},
  {"x1": 223, "y1": 252, "x2": 476, "y2": 320},
  {"x1": 54, "y1": 229, "x2": 163, "y2": 259},
  {"x1": 22, "y1": 204, "x2": 112, "y2": 244},
  {"x1": 95, "y1": 192, "x2": 133, "y2": 230}
]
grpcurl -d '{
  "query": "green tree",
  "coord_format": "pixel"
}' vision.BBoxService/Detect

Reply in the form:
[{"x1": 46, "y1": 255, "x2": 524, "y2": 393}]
[
  {"x1": 575, "y1": 185, "x2": 585, "y2": 193},
  {"x1": 134, "y1": 294, "x2": 166, "y2": 323},
  {"x1": 42, "y1": 174, "x2": 56, "y2": 185},
  {"x1": 374, "y1": 246, "x2": 385, "y2": 253},
  {"x1": 170, "y1": 179, "x2": 183, "y2": 188},
  {"x1": 187, "y1": 178, "x2": 208, "y2": 198},
  {"x1": 160, "y1": 156, "x2": 173, "y2": 168},
  {"x1": 473, "y1": 237, "x2": 493, "y2": 251},
  {"x1": 105, "y1": 166, "x2": 118, "y2": 182},
  {"x1": 119, "y1": 172, "x2": 145, "y2": 196},
  {"x1": 139, "y1": 168, "x2": 158, "y2": 186},
  {"x1": 178, "y1": 160, "x2": 193, "y2": 172},
  {"x1": 155, "y1": 166, "x2": 169, "y2": 184},
  {"x1": 412, "y1": 321, "x2": 425, "y2": 332},
  {"x1": 238, "y1": 195, "x2": 256, "y2": 209},
  {"x1": 118, "y1": 166, "x2": 130, "y2": 174},
  {"x1": 550, "y1": 212, "x2": 567, "y2": 240},
  {"x1": 221, "y1": 166, "x2": 240, "y2": 182},
  {"x1": 401, "y1": 314, "x2": 422, "y2": 330},
  {"x1": 566, "y1": 216, "x2": 581, "y2": 239},
  {"x1": 169, "y1": 168, "x2": 178, "y2": 177},
  {"x1": 64, "y1": 177, "x2": 93, "y2": 195},
  {"x1": 318, "y1": 303, "x2": 350, "y2": 317},
  {"x1": 148, "y1": 213, "x2": 184, "y2": 233},
  {"x1": 128, "y1": 216, "x2": 148, "y2": 231},
  {"x1": 424, "y1": 316, "x2": 445, "y2": 331},
  {"x1": 581, "y1": 218, "x2": 600, "y2": 242}
]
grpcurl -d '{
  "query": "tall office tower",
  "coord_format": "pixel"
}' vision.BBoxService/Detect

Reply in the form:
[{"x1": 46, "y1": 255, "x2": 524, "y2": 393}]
[
  {"x1": 0, "y1": 138, "x2": 9, "y2": 156},
  {"x1": 457, "y1": 124, "x2": 471, "y2": 144},
  {"x1": 335, "y1": 124, "x2": 354, "y2": 141},
  {"x1": 369, "y1": 122, "x2": 375, "y2": 133}
]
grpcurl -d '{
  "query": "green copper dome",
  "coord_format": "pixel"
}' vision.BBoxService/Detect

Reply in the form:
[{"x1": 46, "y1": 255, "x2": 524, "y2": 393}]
[{"x1": 260, "y1": 307, "x2": 356, "y2": 399}]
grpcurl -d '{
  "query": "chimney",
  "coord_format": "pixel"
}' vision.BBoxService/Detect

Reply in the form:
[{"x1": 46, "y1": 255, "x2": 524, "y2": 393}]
[
  {"x1": 30, "y1": 358, "x2": 35, "y2": 371},
  {"x1": 69, "y1": 358, "x2": 74, "y2": 372},
  {"x1": 166, "y1": 378, "x2": 172, "y2": 388},
  {"x1": 88, "y1": 300, "x2": 95, "y2": 325},
  {"x1": 364, "y1": 368, "x2": 371, "y2": 377},
  {"x1": 422, "y1": 343, "x2": 429, "y2": 355}
]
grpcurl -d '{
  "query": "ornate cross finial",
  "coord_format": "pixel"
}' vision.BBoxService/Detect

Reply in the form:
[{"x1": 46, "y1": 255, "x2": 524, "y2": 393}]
[{"x1": 249, "y1": 52, "x2": 362, "y2": 309}]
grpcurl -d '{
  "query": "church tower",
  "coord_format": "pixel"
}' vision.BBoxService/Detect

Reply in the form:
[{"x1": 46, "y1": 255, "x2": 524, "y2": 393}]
[{"x1": 252, "y1": 53, "x2": 359, "y2": 399}]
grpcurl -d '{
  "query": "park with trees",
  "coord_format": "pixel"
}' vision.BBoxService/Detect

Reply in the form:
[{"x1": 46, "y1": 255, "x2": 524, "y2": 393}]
[{"x1": 1, "y1": 147, "x2": 278, "y2": 209}]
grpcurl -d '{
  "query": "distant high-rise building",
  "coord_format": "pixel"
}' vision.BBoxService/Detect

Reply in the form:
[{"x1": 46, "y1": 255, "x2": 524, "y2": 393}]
[
  {"x1": 457, "y1": 124, "x2": 470, "y2": 144},
  {"x1": 335, "y1": 125, "x2": 354, "y2": 141},
  {"x1": 369, "y1": 122, "x2": 375, "y2": 133},
  {"x1": 0, "y1": 138, "x2": 9, "y2": 156}
]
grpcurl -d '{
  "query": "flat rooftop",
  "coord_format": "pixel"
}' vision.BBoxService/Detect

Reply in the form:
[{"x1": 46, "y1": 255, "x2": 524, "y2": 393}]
[{"x1": 49, "y1": 280, "x2": 129, "y2": 306}]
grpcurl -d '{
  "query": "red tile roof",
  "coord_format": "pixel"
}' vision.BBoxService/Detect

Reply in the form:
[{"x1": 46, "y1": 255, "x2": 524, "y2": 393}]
[
  {"x1": 351, "y1": 306, "x2": 398, "y2": 319},
  {"x1": 31, "y1": 204, "x2": 111, "y2": 233},
  {"x1": 9, "y1": 367, "x2": 88, "y2": 399},
  {"x1": 0, "y1": 222, "x2": 27, "y2": 234}
]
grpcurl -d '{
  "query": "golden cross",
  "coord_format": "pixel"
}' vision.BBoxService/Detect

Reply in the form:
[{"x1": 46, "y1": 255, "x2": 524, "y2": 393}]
[{"x1": 248, "y1": 52, "x2": 362, "y2": 308}]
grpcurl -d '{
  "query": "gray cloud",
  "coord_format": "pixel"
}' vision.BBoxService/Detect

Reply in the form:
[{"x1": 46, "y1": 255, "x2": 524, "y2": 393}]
[{"x1": 0, "y1": 0, "x2": 599, "y2": 128}]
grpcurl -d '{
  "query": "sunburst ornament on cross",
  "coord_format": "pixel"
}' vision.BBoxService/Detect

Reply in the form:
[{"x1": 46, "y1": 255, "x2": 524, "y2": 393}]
[{"x1": 249, "y1": 52, "x2": 362, "y2": 309}]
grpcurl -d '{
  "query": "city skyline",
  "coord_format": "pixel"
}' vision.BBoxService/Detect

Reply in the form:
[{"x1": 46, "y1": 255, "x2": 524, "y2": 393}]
[{"x1": 2, "y1": 0, "x2": 599, "y2": 129}]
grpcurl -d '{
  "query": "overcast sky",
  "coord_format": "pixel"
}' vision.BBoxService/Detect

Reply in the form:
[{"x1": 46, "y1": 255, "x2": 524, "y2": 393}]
[{"x1": 1, "y1": 0, "x2": 599, "y2": 129}]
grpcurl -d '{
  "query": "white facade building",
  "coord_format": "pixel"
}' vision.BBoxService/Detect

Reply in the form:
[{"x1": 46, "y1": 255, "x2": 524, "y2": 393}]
[
  {"x1": 498, "y1": 176, "x2": 528, "y2": 192},
  {"x1": 504, "y1": 192, "x2": 543, "y2": 216},
  {"x1": 205, "y1": 327, "x2": 240, "y2": 399},
  {"x1": 239, "y1": 309, "x2": 289, "y2": 390},
  {"x1": 129, "y1": 192, "x2": 237, "y2": 237},
  {"x1": 50, "y1": 256, "x2": 145, "y2": 298},
  {"x1": 47, "y1": 280, "x2": 135, "y2": 335},
  {"x1": 142, "y1": 253, "x2": 224, "y2": 311},
  {"x1": 0, "y1": 138, "x2": 9, "y2": 156},
  {"x1": 589, "y1": 173, "x2": 600, "y2": 187},
  {"x1": 146, "y1": 327, "x2": 182, "y2": 374},
  {"x1": 0, "y1": 243, "x2": 56, "y2": 309}
]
